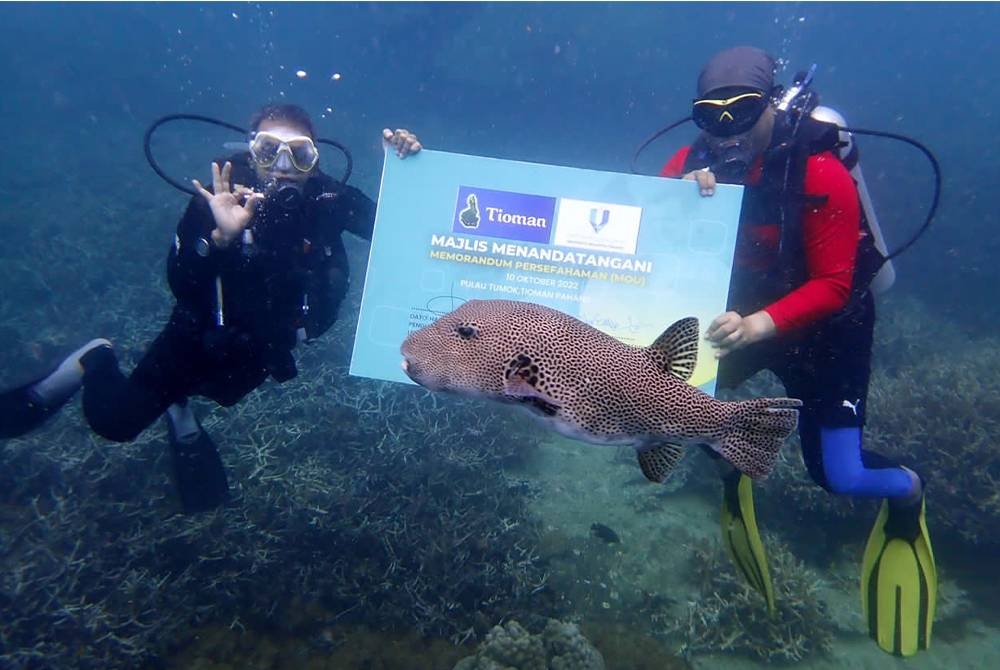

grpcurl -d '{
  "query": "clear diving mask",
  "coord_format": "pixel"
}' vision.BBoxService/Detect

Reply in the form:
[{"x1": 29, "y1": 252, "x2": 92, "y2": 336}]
[{"x1": 249, "y1": 131, "x2": 320, "y2": 173}]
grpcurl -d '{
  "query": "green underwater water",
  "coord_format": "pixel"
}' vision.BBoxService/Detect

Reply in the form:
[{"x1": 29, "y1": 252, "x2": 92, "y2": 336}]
[{"x1": 2, "y1": 190, "x2": 1000, "y2": 669}]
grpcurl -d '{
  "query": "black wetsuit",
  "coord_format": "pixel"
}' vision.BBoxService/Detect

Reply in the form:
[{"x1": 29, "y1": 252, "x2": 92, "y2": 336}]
[{"x1": 81, "y1": 155, "x2": 375, "y2": 442}]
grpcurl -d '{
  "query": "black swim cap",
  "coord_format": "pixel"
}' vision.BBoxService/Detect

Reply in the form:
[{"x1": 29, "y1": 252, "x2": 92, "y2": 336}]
[{"x1": 697, "y1": 46, "x2": 776, "y2": 97}]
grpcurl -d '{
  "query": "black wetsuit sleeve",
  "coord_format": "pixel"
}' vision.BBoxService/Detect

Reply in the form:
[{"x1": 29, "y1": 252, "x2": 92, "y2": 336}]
[
  {"x1": 302, "y1": 249, "x2": 350, "y2": 340},
  {"x1": 330, "y1": 185, "x2": 377, "y2": 241},
  {"x1": 296, "y1": 182, "x2": 374, "y2": 340},
  {"x1": 166, "y1": 195, "x2": 226, "y2": 308}
]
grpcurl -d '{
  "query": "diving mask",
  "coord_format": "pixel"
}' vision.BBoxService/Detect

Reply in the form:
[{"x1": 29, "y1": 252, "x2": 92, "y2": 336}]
[
  {"x1": 249, "y1": 131, "x2": 320, "y2": 173},
  {"x1": 692, "y1": 90, "x2": 768, "y2": 138}
]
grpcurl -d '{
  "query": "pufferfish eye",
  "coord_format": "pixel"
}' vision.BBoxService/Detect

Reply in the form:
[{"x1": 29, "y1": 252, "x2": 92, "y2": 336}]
[{"x1": 455, "y1": 324, "x2": 479, "y2": 340}]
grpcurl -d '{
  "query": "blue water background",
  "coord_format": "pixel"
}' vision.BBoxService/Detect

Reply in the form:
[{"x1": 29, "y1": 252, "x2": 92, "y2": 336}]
[
  {"x1": 1, "y1": 2, "x2": 998, "y2": 667},
  {"x1": 1, "y1": 2, "x2": 995, "y2": 329}
]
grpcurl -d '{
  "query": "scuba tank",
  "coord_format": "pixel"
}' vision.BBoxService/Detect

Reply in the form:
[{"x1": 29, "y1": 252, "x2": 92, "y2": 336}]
[
  {"x1": 774, "y1": 68, "x2": 896, "y2": 295},
  {"x1": 810, "y1": 105, "x2": 895, "y2": 294}
]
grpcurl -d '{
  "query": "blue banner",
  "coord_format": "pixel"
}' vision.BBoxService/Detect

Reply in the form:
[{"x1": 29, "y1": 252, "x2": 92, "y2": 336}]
[{"x1": 350, "y1": 150, "x2": 743, "y2": 393}]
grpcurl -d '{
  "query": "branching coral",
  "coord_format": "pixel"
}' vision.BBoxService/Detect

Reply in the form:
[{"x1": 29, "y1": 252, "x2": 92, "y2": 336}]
[
  {"x1": 0, "y1": 347, "x2": 553, "y2": 668},
  {"x1": 865, "y1": 356, "x2": 1000, "y2": 543},
  {"x1": 668, "y1": 536, "x2": 835, "y2": 663},
  {"x1": 0, "y1": 204, "x2": 561, "y2": 668},
  {"x1": 717, "y1": 295, "x2": 1000, "y2": 552}
]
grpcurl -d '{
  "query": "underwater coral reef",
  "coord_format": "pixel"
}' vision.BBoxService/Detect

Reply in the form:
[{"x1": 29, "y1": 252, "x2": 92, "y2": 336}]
[
  {"x1": 453, "y1": 619, "x2": 605, "y2": 670},
  {"x1": 733, "y1": 295, "x2": 1000, "y2": 557},
  {"x1": 669, "y1": 536, "x2": 835, "y2": 663},
  {"x1": 3, "y1": 196, "x2": 999, "y2": 668},
  {"x1": 0, "y1": 345, "x2": 554, "y2": 667}
]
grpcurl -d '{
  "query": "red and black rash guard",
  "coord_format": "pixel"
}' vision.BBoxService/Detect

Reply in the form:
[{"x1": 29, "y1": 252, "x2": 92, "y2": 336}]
[{"x1": 660, "y1": 147, "x2": 861, "y2": 333}]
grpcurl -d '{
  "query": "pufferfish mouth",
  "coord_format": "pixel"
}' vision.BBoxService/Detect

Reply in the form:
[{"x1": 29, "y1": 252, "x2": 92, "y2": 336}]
[{"x1": 400, "y1": 357, "x2": 439, "y2": 390}]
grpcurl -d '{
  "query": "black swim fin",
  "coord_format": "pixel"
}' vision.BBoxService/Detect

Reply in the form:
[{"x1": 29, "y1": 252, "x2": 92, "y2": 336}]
[
  {"x1": 720, "y1": 470, "x2": 776, "y2": 613},
  {"x1": 0, "y1": 339, "x2": 112, "y2": 439},
  {"x1": 165, "y1": 404, "x2": 229, "y2": 514},
  {"x1": 0, "y1": 381, "x2": 59, "y2": 439}
]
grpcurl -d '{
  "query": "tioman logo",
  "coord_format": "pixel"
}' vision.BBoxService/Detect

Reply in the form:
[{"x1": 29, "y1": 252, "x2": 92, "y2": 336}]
[
  {"x1": 484, "y1": 206, "x2": 548, "y2": 228},
  {"x1": 453, "y1": 186, "x2": 555, "y2": 244},
  {"x1": 459, "y1": 194, "x2": 480, "y2": 228}
]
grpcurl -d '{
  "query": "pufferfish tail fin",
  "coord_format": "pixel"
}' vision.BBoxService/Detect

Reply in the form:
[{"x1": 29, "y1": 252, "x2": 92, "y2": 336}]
[{"x1": 718, "y1": 397, "x2": 802, "y2": 479}]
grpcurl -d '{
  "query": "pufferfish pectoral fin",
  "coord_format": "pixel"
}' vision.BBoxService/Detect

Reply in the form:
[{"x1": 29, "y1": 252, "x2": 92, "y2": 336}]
[
  {"x1": 504, "y1": 368, "x2": 562, "y2": 416},
  {"x1": 504, "y1": 354, "x2": 561, "y2": 402},
  {"x1": 637, "y1": 442, "x2": 685, "y2": 483}
]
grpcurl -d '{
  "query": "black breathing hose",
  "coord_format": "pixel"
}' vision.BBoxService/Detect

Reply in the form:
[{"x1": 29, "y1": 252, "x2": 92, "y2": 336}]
[{"x1": 143, "y1": 113, "x2": 353, "y2": 196}]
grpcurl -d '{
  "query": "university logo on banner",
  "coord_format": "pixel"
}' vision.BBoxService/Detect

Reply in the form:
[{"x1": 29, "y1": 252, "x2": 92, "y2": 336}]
[{"x1": 553, "y1": 197, "x2": 643, "y2": 255}]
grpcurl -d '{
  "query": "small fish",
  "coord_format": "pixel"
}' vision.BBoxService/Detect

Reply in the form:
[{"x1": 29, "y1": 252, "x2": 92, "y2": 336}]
[
  {"x1": 400, "y1": 300, "x2": 801, "y2": 483},
  {"x1": 591, "y1": 523, "x2": 621, "y2": 544}
]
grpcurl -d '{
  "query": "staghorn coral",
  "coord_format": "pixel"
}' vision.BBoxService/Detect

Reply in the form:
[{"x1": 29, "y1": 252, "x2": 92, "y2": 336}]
[
  {"x1": 668, "y1": 536, "x2": 835, "y2": 663},
  {"x1": 453, "y1": 619, "x2": 605, "y2": 670},
  {"x1": 865, "y1": 348, "x2": 1000, "y2": 544},
  {"x1": 0, "y1": 336, "x2": 554, "y2": 667},
  {"x1": 0, "y1": 185, "x2": 560, "y2": 668},
  {"x1": 731, "y1": 296, "x2": 1000, "y2": 550}
]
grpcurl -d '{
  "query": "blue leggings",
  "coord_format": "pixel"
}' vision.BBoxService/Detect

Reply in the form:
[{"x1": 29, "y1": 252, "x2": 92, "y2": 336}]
[
  {"x1": 800, "y1": 415, "x2": 914, "y2": 499},
  {"x1": 719, "y1": 291, "x2": 916, "y2": 500}
]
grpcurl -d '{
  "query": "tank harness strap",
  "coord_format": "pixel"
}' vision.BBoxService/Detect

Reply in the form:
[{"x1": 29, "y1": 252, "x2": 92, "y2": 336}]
[
  {"x1": 770, "y1": 116, "x2": 845, "y2": 289},
  {"x1": 681, "y1": 116, "x2": 874, "y2": 298},
  {"x1": 782, "y1": 118, "x2": 887, "y2": 299}
]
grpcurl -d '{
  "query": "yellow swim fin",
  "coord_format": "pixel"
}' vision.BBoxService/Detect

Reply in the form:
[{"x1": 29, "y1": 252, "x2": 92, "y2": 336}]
[
  {"x1": 720, "y1": 471, "x2": 776, "y2": 613},
  {"x1": 860, "y1": 496, "x2": 937, "y2": 656}
]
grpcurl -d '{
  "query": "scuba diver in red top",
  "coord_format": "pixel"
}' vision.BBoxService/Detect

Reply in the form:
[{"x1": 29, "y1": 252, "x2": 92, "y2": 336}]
[
  {"x1": 657, "y1": 46, "x2": 935, "y2": 657},
  {"x1": 0, "y1": 103, "x2": 422, "y2": 514}
]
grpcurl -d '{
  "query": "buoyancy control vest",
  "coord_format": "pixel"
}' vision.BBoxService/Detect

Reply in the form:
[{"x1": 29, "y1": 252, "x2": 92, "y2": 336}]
[{"x1": 680, "y1": 114, "x2": 887, "y2": 315}]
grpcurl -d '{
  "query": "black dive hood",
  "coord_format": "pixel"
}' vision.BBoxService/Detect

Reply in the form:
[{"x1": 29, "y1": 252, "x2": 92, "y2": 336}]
[
  {"x1": 629, "y1": 66, "x2": 941, "y2": 264},
  {"x1": 143, "y1": 113, "x2": 354, "y2": 208}
]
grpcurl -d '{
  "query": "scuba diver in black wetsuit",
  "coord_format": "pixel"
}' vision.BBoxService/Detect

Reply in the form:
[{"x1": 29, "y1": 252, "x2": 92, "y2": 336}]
[{"x1": 0, "y1": 103, "x2": 422, "y2": 513}]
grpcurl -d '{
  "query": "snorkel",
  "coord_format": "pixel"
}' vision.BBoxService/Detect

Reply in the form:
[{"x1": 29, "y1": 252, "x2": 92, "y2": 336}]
[{"x1": 775, "y1": 64, "x2": 817, "y2": 116}]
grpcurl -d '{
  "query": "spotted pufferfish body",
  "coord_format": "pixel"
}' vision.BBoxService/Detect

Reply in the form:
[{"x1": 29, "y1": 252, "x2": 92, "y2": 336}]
[{"x1": 401, "y1": 299, "x2": 801, "y2": 481}]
